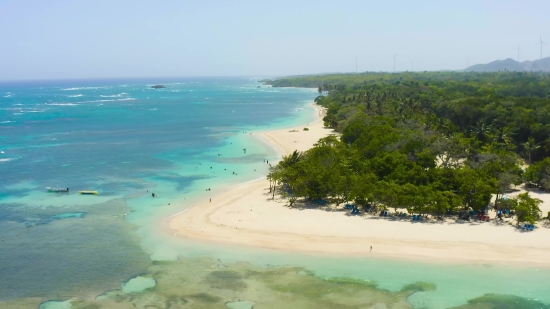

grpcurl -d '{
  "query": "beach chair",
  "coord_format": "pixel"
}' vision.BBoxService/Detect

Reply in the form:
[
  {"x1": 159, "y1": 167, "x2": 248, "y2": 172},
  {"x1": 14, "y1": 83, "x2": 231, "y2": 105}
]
[{"x1": 344, "y1": 204, "x2": 353, "y2": 210}]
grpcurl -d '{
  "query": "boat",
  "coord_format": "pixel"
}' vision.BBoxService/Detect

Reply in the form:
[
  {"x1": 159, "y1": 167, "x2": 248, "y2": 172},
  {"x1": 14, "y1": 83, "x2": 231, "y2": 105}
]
[
  {"x1": 47, "y1": 187, "x2": 69, "y2": 192},
  {"x1": 78, "y1": 190, "x2": 98, "y2": 195}
]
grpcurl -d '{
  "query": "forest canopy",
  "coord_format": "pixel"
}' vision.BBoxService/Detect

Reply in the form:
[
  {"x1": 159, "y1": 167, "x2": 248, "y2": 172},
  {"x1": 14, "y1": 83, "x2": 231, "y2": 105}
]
[{"x1": 265, "y1": 72, "x2": 550, "y2": 224}]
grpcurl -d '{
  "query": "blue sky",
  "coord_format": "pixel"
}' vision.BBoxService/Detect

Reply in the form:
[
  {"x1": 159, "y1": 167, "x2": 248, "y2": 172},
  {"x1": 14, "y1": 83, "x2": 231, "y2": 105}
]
[{"x1": 0, "y1": 0, "x2": 549, "y2": 80}]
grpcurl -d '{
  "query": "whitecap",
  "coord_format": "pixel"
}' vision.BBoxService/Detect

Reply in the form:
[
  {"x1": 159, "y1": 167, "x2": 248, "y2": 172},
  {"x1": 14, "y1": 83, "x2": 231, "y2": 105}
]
[
  {"x1": 68, "y1": 94, "x2": 83, "y2": 98},
  {"x1": 99, "y1": 93, "x2": 127, "y2": 98},
  {"x1": 85, "y1": 98, "x2": 135, "y2": 103},
  {"x1": 45, "y1": 103, "x2": 79, "y2": 106},
  {"x1": 61, "y1": 86, "x2": 108, "y2": 91},
  {"x1": 0, "y1": 158, "x2": 16, "y2": 162}
]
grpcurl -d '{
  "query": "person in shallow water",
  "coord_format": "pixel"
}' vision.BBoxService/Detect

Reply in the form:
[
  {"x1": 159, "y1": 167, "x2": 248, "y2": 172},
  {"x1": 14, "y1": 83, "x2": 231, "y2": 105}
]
[{"x1": 152, "y1": 193, "x2": 155, "y2": 197}]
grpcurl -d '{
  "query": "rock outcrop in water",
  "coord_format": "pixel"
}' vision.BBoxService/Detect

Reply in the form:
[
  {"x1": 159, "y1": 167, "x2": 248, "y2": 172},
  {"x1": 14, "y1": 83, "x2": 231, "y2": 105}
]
[{"x1": 151, "y1": 85, "x2": 166, "y2": 89}]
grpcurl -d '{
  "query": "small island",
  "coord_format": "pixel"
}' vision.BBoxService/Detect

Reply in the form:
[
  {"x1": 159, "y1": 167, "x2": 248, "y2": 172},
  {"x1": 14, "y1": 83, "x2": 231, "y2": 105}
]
[{"x1": 151, "y1": 85, "x2": 166, "y2": 89}]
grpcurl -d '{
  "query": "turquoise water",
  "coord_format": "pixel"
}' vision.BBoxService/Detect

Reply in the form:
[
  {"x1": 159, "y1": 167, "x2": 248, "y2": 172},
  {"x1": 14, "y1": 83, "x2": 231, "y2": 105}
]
[
  {"x1": 1, "y1": 78, "x2": 549, "y2": 308},
  {"x1": 0, "y1": 78, "x2": 316, "y2": 302}
]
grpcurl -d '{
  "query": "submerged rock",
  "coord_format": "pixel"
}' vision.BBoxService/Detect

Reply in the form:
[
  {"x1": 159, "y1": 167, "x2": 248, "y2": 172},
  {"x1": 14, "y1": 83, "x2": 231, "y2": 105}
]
[
  {"x1": 151, "y1": 85, "x2": 166, "y2": 89},
  {"x1": 226, "y1": 300, "x2": 255, "y2": 309},
  {"x1": 38, "y1": 300, "x2": 72, "y2": 309}
]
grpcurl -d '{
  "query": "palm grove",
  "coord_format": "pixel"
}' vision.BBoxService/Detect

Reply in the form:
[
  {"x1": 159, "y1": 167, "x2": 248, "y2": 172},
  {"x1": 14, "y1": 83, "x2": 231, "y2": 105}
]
[{"x1": 264, "y1": 71, "x2": 550, "y2": 225}]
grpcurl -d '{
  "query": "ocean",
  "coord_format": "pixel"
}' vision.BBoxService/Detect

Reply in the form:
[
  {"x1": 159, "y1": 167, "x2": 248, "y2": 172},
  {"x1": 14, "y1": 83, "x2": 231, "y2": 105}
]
[{"x1": 1, "y1": 78, "x2": 549, "y2": 309}]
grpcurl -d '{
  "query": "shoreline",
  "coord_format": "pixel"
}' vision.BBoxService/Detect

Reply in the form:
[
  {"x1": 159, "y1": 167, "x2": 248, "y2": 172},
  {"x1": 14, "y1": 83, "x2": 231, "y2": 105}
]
[{"x1": 166, "y1": 103, "x2": 550, "y2": 267}]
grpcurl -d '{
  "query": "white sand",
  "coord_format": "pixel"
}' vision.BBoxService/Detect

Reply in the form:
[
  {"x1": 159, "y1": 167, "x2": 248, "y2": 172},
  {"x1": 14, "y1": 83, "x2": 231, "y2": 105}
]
[{"x1": 168, "y1": 103, "x2": 550, "y2": 266}]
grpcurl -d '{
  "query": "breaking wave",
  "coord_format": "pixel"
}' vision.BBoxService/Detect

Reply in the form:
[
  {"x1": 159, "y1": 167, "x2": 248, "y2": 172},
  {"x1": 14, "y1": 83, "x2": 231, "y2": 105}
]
[
  {"x1": 87, "y1": 98, "x2": 135, "y2": 103},
  {"x1": 61, "y1": 86, "x2": 109, "y2": 91},
  {"x1": 100, "y1": 93, "x2": 128, "y2": 98},
  {"x1": 45, "y1": 103, "x2": 80, "y2": 106},
  {"x1": 44, "y1": 98, "x2": 135, "y2": 106}
]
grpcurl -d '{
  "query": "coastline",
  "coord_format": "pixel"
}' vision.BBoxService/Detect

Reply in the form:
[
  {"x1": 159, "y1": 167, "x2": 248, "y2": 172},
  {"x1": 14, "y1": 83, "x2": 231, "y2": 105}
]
[{"x1": 167, "y1": 103, "x2": 550, "y2": 267}]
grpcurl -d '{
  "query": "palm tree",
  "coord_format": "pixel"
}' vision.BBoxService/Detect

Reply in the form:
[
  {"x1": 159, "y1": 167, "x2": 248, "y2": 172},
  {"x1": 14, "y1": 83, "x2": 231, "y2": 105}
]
[
  {"x1": 266, "y1": 165, "x2": 282, "y2": 198},
  {"x1": 280, "y1": 150, "x2": 303, "y2": 168},
  {"x1": 422, "y1": 113, "x2": 438, "y2": 131},
  {"x1": 366, "y1": 99, "x2": 372, "y2": 112},
  {"x1": 523, "y1": 137, "x2": 540, "y2": 164},
  {"x1": 493, "y1": 126, "x2": 515, "y2": 148},
  {"x1": 376, "y1": 99, "x2": 383, "y2": 115},
  {"x1": 495, "y1": 127, "x2": 514, "y2": 144},
  {"x1": 471, "y1": 121, "x2": 493, "y2": 143}
]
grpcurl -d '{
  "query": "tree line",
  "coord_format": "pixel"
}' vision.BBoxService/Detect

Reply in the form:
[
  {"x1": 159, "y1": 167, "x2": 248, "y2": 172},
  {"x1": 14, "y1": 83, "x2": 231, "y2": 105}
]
[{"x1": 265, "y1": 72, "x2": 550, "y2": 225}]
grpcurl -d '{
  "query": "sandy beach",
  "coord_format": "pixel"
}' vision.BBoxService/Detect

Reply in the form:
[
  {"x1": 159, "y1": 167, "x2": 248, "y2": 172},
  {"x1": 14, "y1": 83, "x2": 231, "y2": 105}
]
[{"x1": 168, "y1": 103, "x2": 550, "y2": 267}]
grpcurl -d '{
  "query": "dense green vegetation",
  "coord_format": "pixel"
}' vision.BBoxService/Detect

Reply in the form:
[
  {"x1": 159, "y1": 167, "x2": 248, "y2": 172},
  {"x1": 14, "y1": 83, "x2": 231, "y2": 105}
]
[{"x1": 266, "y1": 72, "x2": 550, "y2": 224}]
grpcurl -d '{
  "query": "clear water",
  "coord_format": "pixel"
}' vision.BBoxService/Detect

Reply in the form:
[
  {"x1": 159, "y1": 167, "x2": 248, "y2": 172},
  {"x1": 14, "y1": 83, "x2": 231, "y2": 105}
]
[
  {"x1": 120, "y1": 276, "x2": 156, "y2": 294},
  {"x1": 1, "y1": 78, "x2": 549, "y2": 309}
]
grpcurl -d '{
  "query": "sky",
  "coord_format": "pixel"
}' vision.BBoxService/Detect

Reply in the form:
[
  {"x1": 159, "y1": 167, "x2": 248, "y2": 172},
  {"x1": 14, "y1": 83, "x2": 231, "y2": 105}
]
[{"x1": 0, "y1": 0, "x2": 549, "y2": 80}]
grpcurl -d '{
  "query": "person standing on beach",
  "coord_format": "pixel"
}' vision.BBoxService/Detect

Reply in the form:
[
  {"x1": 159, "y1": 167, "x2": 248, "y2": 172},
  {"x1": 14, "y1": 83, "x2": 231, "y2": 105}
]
[
  {"x1": 370, "y1": 246, "x2": 372, "y2": 252},
  {"x1": 210, "y1": 198, "x2": 211, "y2": 202}
]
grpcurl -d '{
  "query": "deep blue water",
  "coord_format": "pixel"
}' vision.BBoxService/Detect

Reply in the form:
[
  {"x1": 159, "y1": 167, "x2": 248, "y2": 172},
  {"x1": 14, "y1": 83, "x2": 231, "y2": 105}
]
[{"x1": 0, "y1": 78, "x2": 315, "y2": 196}]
